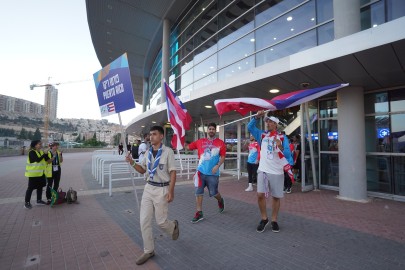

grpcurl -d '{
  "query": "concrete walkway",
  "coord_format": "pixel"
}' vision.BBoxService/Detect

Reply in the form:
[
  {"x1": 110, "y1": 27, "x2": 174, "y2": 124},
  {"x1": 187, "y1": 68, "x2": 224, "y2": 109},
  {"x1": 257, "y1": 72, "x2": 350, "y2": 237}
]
[{"x1": 0, "y1": 152, "x2": 404, "y2": 269}]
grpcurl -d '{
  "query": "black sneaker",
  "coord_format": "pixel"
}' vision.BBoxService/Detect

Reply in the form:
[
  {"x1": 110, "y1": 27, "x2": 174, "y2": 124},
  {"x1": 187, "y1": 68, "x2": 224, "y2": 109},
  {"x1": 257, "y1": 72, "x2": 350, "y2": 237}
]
[
  {"x1": 271, "y1": 221, "x2": 280, "y2": 233},
  {"x1": 218, "y1": 198, "x2": 225, "y2": 213},
  {"x1": 286, "y1": 188, "x2": 291, "y2": 194},
  {"x1": 24, "y1": 202, "x2": 32, "y2": 209},
  {"x1": 46, "y1": 199, "x2": 51, "y2": 205},
  {"x1": 36, "y1": 200, "x2": 47, "y2": 206},
  {"x1": 256, "y1": 219, "x2": 269, "y2": 233}
]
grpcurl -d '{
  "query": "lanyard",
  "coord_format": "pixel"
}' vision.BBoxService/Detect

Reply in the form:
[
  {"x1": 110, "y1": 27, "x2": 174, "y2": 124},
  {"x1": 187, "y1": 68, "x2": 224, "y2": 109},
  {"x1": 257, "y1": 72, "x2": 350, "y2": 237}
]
[{"x1": 147, "y1": 144, "x2": 163, "y2": 180}]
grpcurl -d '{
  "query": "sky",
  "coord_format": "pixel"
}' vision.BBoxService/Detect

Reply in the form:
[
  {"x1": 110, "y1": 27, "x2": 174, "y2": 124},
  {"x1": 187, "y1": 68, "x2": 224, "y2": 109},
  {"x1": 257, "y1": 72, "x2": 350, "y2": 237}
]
[{"x1": 0, "y1": 0, "x2": 141, "y2": 126}]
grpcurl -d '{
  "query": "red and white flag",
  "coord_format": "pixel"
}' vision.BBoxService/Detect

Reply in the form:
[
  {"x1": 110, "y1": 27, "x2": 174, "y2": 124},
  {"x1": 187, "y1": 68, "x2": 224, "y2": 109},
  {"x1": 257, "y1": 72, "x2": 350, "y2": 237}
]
[
  {"x1": 165, "y1": 82, "x2": 192, "y2": 150},
  {"x1": 214, "y1": 83, "x2": 348, "y2": 116}
]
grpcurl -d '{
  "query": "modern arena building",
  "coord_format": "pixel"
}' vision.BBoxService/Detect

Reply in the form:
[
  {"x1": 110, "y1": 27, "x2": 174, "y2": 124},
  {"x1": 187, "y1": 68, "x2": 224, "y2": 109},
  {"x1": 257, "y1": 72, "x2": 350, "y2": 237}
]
[{"x1": 86, "y1": 0, "x2": 405, "y2": 202}]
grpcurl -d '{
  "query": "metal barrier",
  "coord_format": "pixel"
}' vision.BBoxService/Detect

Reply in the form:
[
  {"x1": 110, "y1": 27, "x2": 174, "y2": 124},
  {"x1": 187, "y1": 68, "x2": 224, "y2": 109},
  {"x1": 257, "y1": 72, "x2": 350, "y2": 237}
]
[
  {"x1": 105, "y1": 155, "x2": 199, "y2": 196},
  {"x1": 108, "y1": 162, "x2": 144, "y2": 196}
]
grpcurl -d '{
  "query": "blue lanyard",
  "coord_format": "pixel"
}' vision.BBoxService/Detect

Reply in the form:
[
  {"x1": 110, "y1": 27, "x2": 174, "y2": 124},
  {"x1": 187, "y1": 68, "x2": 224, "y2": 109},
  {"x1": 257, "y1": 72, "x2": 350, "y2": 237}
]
[{"x1": 147, "y1": 144, "x2": 163, "y2": 180}]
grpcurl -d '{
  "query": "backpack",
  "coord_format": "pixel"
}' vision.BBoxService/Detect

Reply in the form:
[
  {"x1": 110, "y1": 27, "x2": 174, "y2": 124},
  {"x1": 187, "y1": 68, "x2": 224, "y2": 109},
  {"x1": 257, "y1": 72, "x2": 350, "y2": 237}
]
[{"x1": 66, "y1": 187, "x2": 77, "y2": 204}]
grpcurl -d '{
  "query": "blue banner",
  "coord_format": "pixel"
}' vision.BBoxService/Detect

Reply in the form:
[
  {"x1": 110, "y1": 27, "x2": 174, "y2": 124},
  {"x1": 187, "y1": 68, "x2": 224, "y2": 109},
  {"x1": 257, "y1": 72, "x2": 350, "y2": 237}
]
[{"x1": 93, "y1": 53, "x2": 136, "y2": 117}]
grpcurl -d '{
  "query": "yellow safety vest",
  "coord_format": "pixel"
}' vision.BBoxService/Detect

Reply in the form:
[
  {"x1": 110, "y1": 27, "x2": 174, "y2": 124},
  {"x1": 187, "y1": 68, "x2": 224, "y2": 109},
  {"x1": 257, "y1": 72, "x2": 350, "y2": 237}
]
[
  {"x1": 25, "y1": 150, "x2": 45, "y2": 178},
  {"x1": 55, "y1": 150, "x2": 62, "y2": 166},
  {"x1": 44, "y1": 152, "x2": 52, "y2": 178}
]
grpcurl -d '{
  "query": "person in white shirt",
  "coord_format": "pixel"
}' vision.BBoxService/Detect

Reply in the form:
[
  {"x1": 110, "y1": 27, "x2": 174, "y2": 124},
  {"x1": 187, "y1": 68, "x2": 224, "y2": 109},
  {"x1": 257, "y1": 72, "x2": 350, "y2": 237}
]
[
  {"x1": 138, "y1": 133, "x2": 150, "y2": 163},
  {"x1": 248, "y1": 111, "x2": 293, "y2": 233}
]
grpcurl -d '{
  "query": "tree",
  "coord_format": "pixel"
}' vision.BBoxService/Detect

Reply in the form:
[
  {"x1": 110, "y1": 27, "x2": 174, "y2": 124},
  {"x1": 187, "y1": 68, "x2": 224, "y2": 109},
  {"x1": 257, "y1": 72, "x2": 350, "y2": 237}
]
[
  {"x1": 61, "y1": 134, "x2": 64, "y2": 142},
  {"x1": 113, "y1": 133, "x2": 121, "y2": 145},
  {"x1": 33, "y1": 128, "x2": 41, "y2": 140},
  {"x1": 18, "y1": 128, "x2": 28, "y2": 139},
  {"x1": 0, "y1": 128, "x2": 15, "y2": 137},
  {"x1": 93, "y1": 132, "x2": 97, "y2": 140},
  {"x1": 27, "y1": 131, "x2": 33, "y2": 140}
]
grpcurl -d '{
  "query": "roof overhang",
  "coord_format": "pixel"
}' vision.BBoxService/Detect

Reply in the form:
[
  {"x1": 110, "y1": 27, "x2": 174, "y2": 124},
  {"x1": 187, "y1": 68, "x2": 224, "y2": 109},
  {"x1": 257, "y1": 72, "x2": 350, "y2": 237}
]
[{"x1": 85, "y1": 0, "x2": 193, "y2": 105}]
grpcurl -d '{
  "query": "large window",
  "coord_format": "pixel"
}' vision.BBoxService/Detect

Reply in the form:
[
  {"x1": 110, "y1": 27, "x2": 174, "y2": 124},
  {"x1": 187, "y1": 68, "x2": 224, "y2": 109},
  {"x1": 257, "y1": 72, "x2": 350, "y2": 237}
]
[
  {"x1": 386, "y1": 0, "x2": 405, "y2": 21},
  {"x1": 318, "y1": 99, "x2": 338, "y2": 187},
  {"x1": 255, "y1": 1, "x2": 316, "y2": 52},
  {"x1": 361, "y1": 0, "x2": 405, "y2": 30},
  {"x1": 365, "y1": 89, "x2": 405, "y2": 195},
  {"x1": 163, "y1": 0, "x2": 336, "y2": 101},
  {"x1": 218, "y1": 33, "x2": 255, "y2": 68},
  {"x1": 256, "y1": 29, "x2": 317, "y2": 67}
]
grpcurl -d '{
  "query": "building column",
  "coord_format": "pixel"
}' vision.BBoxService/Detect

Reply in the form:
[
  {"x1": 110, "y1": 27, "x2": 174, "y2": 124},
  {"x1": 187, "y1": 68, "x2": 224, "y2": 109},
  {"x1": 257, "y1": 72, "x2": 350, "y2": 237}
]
[
  {"x1": 161, "y1": 19, "x2": 170, "y2": 102},
  {"x1": 337, "y1": 87, "x2": 368, "y2": 202},
  {"x1": 333, "y1": 0, "x2": 361, "y2": 39}
]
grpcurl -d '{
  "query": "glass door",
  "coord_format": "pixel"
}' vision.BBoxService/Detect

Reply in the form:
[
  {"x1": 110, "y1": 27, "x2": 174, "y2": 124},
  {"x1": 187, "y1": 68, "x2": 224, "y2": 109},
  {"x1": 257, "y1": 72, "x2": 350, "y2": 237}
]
[{"x1": 301, "y1": 101, "x2": 319, "y2": 191}]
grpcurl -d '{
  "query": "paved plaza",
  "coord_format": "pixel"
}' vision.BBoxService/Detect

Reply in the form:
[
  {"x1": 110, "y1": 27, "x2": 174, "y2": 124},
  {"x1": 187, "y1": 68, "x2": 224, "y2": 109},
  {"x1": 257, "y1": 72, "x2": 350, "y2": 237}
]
[{"x1": 0, "y1": 152, "x2": 404, "y2": 269}]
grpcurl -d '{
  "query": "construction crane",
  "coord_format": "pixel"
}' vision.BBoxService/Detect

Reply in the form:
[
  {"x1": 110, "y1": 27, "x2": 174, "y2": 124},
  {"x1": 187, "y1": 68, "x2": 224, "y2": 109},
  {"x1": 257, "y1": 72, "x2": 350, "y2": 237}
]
[{"x1": 29, "y1": 78, "x2": 92, "y2": 144}]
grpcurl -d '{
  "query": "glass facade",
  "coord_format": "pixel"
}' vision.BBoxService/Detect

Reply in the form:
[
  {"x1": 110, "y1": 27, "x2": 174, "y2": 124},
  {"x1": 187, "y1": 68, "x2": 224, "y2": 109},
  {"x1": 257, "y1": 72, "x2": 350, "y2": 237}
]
[
  {"x1": 318, "y1": 98, "x2": 338, "y2": 186},
  {"x1": 361, "y1": 0, "x2": 405, "y2": 30},
  {"x1": 140, "y1": 0, "x2": 405, "y2": 198},
  {"x1": 316, "y1": 89, "x2": 405, "y2": 195},
  {"x1": 364, "y1": 89, "x2": 405, "y2": 196},
  {"x1": 146, "y1": 0, "x2": 339, "y2": 110},
  {"x1": 144, "y1": 0, "x2": 405, "y2": 111}
]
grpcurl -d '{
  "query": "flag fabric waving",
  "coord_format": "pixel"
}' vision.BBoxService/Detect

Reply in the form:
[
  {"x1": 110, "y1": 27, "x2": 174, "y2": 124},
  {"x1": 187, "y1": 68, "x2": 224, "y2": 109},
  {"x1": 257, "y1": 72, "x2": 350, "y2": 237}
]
[
  {"x1": 214, "y1": 83, "x2": 348, "y2": 116},
  {"x1": 214, "y1": 97, "x2": 278, "y2": 116},
  {"x1": 165, "y1": 82, "x2": 192, "y2": 150}
]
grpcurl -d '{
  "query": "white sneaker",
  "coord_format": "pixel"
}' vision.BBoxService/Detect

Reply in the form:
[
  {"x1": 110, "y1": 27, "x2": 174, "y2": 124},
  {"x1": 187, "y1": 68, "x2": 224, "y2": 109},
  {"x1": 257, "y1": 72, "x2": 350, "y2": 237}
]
[{"x1": 245, "y1": 186, "x2": 253, "y2": 192}]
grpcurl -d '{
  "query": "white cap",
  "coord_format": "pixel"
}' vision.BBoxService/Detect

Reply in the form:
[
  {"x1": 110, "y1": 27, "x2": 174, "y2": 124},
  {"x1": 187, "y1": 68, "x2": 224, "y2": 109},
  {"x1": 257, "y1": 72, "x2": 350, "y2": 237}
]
[{"x1": 264, "y1": 116, "x2": 279, "y2": 124}]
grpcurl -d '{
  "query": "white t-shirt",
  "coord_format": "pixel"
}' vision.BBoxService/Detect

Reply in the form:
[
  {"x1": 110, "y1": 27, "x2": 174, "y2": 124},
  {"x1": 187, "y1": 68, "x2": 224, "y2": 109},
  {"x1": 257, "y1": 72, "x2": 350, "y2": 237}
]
[
  {"x1": 138, "y1": 142, "x2": 148, "y2": 163},
  {"x1": 258, "y1": 133, "x2": 285, "y2": 175}
]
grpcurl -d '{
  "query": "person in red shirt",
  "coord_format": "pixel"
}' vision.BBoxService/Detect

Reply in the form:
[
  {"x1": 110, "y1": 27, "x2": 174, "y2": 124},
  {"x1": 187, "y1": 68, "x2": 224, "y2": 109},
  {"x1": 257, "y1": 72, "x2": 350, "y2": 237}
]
[{"x1": 185, "y1": 123, "x2": 226, "y2": 223}]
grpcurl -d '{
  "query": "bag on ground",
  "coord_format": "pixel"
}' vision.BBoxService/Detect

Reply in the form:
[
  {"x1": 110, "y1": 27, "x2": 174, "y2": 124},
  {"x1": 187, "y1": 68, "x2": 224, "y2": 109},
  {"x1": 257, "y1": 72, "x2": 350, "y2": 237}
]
[
  {"x1": 66, "y1": 187, "x2": 78, "y2": 204},
  {"x1": 51, "y1": 188, "x2": 66, "y2": 206}
]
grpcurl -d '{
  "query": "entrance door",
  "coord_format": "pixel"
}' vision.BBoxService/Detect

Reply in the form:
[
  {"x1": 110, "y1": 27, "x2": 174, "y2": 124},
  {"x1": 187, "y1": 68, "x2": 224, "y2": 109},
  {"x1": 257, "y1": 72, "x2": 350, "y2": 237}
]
[{"x1": 301, "y1": 102, "x2": 319, "y2": 192}]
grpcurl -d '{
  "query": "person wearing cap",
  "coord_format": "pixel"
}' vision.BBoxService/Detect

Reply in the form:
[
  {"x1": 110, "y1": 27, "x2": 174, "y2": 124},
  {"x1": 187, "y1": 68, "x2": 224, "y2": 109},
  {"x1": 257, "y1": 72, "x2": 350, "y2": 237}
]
[
  {"x1": 125, "y1": 126, "x2": 179, "y2": 265},
  {"x1": 45, "y1": 142, "x2": 63, "y2": 205},
  {"x1": 248, "y1": 111, "x2": 293, "y2": 233}
]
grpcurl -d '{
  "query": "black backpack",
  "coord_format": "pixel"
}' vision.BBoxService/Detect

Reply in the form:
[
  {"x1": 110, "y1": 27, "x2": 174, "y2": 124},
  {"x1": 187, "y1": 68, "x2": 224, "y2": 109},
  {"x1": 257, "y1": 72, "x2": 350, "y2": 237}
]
[{"x1": 66, "y1": 187, "x2": 77, "y2": 204}]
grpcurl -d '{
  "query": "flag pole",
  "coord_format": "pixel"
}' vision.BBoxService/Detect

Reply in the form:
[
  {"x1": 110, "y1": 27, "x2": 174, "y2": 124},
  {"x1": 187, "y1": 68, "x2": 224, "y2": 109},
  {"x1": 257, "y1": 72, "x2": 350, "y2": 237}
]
[
  {"x1": 177, "y1": 149, "x2": 184, "y2": 171},
  {"x1": 118, "y1": 112, "x2": 140, "y2": 211},
  {"x1": 200, "y1": 115, "x2": 207, "y2": 138},
  {"x1": 217, "y1": 109, "x2": 273, "y2": 128}
]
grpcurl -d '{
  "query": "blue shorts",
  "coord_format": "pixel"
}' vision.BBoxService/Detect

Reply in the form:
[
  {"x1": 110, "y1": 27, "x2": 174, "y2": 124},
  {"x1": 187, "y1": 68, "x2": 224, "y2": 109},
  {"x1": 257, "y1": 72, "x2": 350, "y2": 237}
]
[{"x1": 195, "y1": 173, "x2": 219, "y2": 197}]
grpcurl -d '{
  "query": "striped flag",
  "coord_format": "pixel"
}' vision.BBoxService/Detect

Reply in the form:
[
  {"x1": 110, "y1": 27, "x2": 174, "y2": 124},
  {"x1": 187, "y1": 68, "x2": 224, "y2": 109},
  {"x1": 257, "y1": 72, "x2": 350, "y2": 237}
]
[
  {"x1": 214, "y1": 83, "x2": 348, "y2": 116},
  {"x1": 165, "y1": 82, "x2": 192, "y2": 150}
]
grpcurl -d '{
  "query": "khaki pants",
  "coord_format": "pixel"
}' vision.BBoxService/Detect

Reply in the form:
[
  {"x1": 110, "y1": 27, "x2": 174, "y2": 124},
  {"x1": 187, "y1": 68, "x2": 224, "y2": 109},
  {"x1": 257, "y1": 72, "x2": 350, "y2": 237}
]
[{"x1": 140, "y1": 184, "x2": 175, "y2": 253}]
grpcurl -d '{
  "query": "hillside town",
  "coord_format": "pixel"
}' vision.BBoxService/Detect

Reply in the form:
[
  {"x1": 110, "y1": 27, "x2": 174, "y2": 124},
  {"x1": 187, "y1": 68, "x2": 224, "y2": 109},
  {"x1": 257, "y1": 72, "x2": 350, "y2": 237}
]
[{"x1": 0, "y1": 94, "x2": 133, "y2": 152}]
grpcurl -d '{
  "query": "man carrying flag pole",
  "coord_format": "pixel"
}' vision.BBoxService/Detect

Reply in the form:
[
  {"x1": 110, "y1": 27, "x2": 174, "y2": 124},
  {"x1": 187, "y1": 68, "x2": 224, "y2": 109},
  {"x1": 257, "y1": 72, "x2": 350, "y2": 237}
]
[{"x1": 248, "y1": 111, "x2": 294, "y2": 233}]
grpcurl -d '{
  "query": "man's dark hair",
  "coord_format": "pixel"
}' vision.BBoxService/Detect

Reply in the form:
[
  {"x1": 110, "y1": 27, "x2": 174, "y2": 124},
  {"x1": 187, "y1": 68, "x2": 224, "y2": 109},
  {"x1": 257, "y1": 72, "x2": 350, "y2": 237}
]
[
  {"x1": 150, "y1": 125, "x2": 164, "y2": 135},
  {"x1": 208, "y1": 123, "x2": 217, "y2": 129},
  {"x1": 30, "y1": 140, "x2": 41, "y2": 149},
  {"x1": 143, "y1": 133, "x2": 148, "y2": 139}
]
